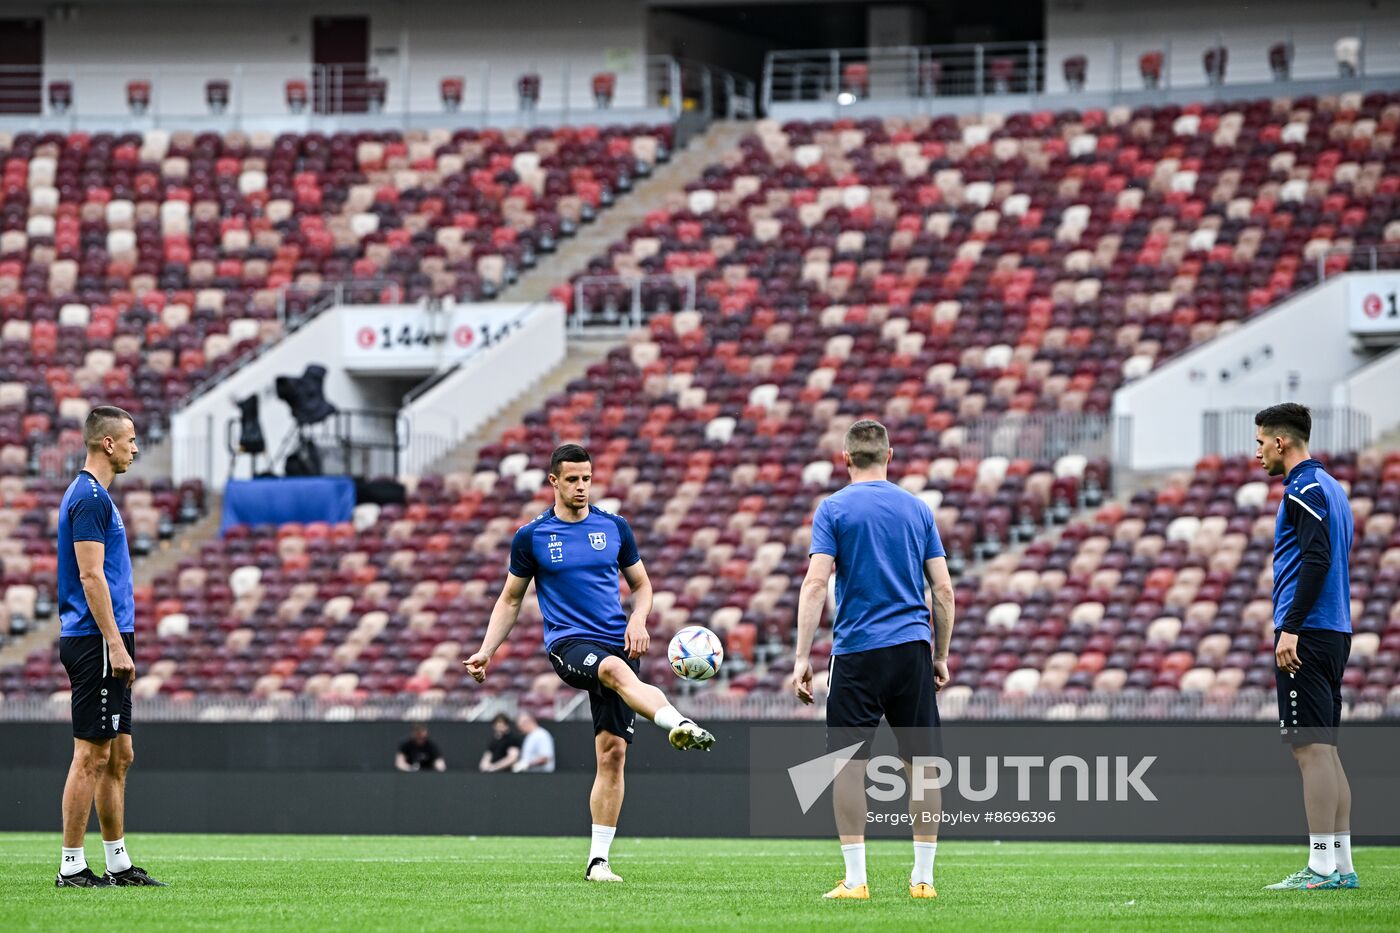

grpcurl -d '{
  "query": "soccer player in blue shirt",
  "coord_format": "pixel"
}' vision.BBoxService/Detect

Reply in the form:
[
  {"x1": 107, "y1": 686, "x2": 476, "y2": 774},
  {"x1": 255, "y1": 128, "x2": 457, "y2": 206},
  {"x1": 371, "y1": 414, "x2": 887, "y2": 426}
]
[
  {"x1": 793, "y1": 419, "x2": 955, "y2": 900},
  {"x1": 464, "y1": 444, "x2": 714, "y2": 882},
  {"x1": 55, "y1": 406, "x2": 164, "y2": 887},
  {"x1": 1254, "y1": 404, "x2": 1358, "y2": 891}
]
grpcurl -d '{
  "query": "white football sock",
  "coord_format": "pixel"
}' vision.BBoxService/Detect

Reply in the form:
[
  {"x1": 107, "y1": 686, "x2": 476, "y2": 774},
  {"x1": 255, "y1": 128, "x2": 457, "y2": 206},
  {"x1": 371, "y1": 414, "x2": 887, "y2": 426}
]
[
  {"x1": 653, "y1": 705, "x2": 690, "y2": 731},
  {"x1": 103, "y1": 837, "x2": 132, "y2": 873},
  {"x1": 841, "y1": 843, "x2": 867, "y2": 887},
  {"x1": 1334, "y1": 832, "x2": 1353, "y2": 874},
  {"x1": 589, "y1": 824, "x2": 616, "y2": 863},
  {"x1": 912, "y1": 841, "x2": 938, "y2": 885},
  {"x1": 1308, "y1": 833, "x2": 1336, "y2": 875},
  {"x1": 60, "y1": 846, "x2": 87, "y2": 877}
]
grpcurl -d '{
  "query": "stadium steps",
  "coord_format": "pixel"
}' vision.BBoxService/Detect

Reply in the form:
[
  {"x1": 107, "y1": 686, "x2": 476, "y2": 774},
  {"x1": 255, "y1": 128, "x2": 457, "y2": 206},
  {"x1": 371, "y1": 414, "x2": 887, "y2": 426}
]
[
  {"x1": 1374, "y1": 424, "x2": 1400, "y2": 452},
  {"x1": 499, "y1": 120, "x2": 754, "y2": 304},
  {"x1": 962, "y1": 495, "x2": 1105, "y2": 583},
  {"x1": 0, "y1": 494, "x2": 224, "y2": 669},
  {"x1": 133, "y1": 433, "x2": 175, "y2": 480},
  {"x1": 425, "y1": 340, "x2": 621, "y2": 476}
]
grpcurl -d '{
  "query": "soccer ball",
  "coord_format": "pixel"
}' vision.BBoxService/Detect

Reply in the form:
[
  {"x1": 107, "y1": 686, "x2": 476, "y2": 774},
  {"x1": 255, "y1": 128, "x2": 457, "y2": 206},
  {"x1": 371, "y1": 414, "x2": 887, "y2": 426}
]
[{"x1": 667, "y1": 625, "x2": 724, "y2": 681}]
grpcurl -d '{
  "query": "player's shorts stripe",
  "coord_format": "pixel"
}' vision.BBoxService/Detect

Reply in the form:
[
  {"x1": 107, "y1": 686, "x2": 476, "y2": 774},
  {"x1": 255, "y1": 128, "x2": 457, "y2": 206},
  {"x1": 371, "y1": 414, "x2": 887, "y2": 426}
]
[
  {"x1": 1288, "y1": 494, "x2": 1323, "y2": 521},
  {"x1": 101, "y1": 639, "x2": 108, "y2": 679},
  {"x1": 1298, "y1": 482, "x2": 1320, "y2": 494}
]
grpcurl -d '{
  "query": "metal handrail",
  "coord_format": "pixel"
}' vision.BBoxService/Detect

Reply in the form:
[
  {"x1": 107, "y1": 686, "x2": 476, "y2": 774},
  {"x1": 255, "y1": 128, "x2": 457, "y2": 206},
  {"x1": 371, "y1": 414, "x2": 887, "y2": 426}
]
[
  {"x1": 171, "y1": 279, "x2": 402, "y2": 418},
  {"x1": 571, "y1": 272, "x2": 697, "y2": 330},
  {"x1": 763, "y1": 26, "x2": 1395, "y2": 106},
  {"x1": 0, "y1": 53, "x2": 753, "y2": 125},
  {"x1": 1316, "y1": 244, "x2": 1400, "y2": 281},
  {"x1": 1202, "y1": 406, "x2": 1373, "y2": 457}
]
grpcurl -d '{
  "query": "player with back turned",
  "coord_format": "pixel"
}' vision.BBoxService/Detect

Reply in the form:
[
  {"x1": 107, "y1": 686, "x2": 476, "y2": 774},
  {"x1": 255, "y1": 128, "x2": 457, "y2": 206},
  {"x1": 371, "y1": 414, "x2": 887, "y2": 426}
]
[
  {"x1": 464, "y1": 443, "x2": 714, "y2": 883},
  {"x1": 1254, "y1": 404, "x2": 1359, "y2": 891},
  {"x1": 54, "y1": 406, "x2": 165, "y2": 887},
  {"x1": 793, "y1": 419, "x2": 956, "y2": 901}
]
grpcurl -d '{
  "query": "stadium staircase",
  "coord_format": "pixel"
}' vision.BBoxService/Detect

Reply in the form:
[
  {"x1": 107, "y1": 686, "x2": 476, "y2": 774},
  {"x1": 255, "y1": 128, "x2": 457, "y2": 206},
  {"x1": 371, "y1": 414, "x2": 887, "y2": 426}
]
[
  {"x1": 431, "y1": 121, "x2": 756, "y2": 471},
  {"x1": 0, "y1": 500, "x2": 223, "y2": 670},
  {"x1": 0, "y1": 121, "x2": 754, "y2": 669},
  {"x1": 500, "y1": 121, "x2": 754, "y2": 302},
  {"x1": 427, "y1": 339, "x2": 618, "y2": 475}
]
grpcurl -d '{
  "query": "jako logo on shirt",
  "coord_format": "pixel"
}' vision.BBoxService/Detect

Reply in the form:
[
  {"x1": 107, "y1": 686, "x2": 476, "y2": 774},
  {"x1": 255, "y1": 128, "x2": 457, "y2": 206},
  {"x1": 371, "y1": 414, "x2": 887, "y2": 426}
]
[{"x1": 589, "y1": 532, "x2": 607, "y2": 550}]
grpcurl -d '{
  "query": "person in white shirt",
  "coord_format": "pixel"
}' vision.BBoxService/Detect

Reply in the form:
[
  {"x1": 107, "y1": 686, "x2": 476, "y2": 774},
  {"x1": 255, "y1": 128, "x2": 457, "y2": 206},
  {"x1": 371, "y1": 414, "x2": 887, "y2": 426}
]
[{"x1": 512, "y1": 712, "x2": 556, "y2": 773}]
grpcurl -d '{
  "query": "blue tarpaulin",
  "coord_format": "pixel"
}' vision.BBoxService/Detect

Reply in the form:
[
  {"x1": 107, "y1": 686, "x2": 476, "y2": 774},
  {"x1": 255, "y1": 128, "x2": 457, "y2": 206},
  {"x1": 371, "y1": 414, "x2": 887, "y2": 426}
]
[{"x1": 221, "y1": 476, "x2": 356, "y2": 534}]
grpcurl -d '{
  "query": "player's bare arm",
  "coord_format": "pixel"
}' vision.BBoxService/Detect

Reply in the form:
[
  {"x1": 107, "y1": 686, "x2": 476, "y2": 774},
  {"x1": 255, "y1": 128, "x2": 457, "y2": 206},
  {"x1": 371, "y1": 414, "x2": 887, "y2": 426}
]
[
  {"x1": 924, "y1": 556, "x2": 955, "y2": 689},
  {"x1": 793, "y1": 553, "x2": 834, "y2": 704},
  {"x1": 74, "y1": 540, "x2": 134, "y2": 687},
  {"x1": 620, "y1": 560, "x2": 653, "y2": 659},
  {"x1": 464, "y1": 572, "x2": 531, "y2": 682}
]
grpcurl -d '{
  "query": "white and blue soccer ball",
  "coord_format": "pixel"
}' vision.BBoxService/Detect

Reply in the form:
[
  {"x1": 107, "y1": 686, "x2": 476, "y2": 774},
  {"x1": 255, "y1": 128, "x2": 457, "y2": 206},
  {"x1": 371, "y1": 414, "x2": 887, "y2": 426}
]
[{"x1": 667, "y1": 625, "x2": 724, "y2": 681}]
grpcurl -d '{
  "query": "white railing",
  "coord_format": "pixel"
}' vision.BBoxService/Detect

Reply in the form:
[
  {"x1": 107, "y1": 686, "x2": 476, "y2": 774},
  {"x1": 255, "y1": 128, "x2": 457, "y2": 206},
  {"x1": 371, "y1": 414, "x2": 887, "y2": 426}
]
[
  {"x1": 399, "y1": 301, "x2": 566, "y2": 476},
  {"x1": 1317, "y1": 244, "x2": 1400, "y2": 282},
  {"x1": 167, "y1": 278, "x2": 403, "y2": 424},
  {"x1": 764, "y1": 27, "x2": 1400, "y2": 109},
  {"x1": 766, "y1": 42, "x2": 1045, "y2": 109},
  {"x1": 0, "y1": 54, "x2": 755, "y2": 127},
  {"x1": 571, "y1": 272, "x2": 697, "y2": 331},
  {"x1": 1201, "y1": 406, "x2": 1374, "y2": 458}
]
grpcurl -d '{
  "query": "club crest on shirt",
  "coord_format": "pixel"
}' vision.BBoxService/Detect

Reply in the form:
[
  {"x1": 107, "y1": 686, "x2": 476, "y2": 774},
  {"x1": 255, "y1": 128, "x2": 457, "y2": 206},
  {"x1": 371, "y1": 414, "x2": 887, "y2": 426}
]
[{"x1": 589, "y1": 531, "x2": 607, "y2": 550}]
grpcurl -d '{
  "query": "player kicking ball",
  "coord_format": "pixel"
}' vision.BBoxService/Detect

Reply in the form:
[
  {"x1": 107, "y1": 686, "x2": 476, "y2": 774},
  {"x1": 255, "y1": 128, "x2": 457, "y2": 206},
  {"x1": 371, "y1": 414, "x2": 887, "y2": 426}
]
[{"x1": 465, "y1": 443, "x2": 714, "y2": 882}]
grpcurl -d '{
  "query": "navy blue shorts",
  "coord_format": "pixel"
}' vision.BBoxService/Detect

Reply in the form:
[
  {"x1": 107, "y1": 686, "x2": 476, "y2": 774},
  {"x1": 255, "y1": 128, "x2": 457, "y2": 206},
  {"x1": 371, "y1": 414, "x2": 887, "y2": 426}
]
[
  {"x1": 59, "y1": 632, "x2": 134, "y2": 741},
  {"x1": 1275, "y1": 629, "x2": 1350, "y2": 746},
  {"x1": 827, "y1": 638, "x2": 940, "y2": 760},
  {"x1": 548, "y1": 638, "x2": 638, "y2": 743}
]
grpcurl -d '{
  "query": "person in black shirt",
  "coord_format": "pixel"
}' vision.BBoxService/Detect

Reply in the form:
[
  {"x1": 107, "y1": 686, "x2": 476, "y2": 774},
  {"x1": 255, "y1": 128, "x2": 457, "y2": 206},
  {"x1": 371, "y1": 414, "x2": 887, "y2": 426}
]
[
  {"x1": 395, "y1": 724, "x2": 445, "y2": 772},
  {"x1": 479, "y1": 713, "x2": 522, "y2": 772},
  {"x1": 479, "y1": 713, "x2": 522, "y2": 773}
]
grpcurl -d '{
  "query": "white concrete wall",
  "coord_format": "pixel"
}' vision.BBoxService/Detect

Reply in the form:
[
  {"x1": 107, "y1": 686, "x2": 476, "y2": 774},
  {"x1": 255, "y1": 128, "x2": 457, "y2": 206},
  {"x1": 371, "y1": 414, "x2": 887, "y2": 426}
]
[
  {"x1": 1332, "y1": 344, "x2": 1400, "y2": 440},
  {"x1": 400, "y1": 302, "x2": 566, "y2": 476},
  {"x1": 1045, "y1": 0, "x2": 1400, "y2": 93},
  {"x1": 1113, "y1": 276, "x2": 1366, "y2": 470},
  {"x1": 9, "y1": 0, "x2": 648, "y2": 116},
  {"x1": 170, "y1": 300, "x2": 566, "y2": 486},
  {"x1": 170, "y1": 309, "x2": 380, "y2": 488}
]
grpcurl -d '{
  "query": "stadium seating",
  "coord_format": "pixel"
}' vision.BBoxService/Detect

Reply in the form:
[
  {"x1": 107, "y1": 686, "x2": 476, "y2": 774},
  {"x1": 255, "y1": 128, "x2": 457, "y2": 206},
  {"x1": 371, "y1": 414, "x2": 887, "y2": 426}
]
[
  {"x1": 0, "y1": 477, "x2": 205, "y2": 643},
  {"x1": 8, "y1": 448, "x2": 1397, "y2": 720},
  {"x1": 0, "y1": 120, "x2": 667, "y2": 693},
  {"x1": 564, "y1": 93, "x2": 1400, "y2": 403},
  {"x1": 0, "y1": 123, "x2": 671, "y2": 453},
  {"x1": 941, "y1": 451, "x2": 1400, "y2": 720},
  {"x1": 4, "y1": 93, "x2": 1400, "y2": 722}
]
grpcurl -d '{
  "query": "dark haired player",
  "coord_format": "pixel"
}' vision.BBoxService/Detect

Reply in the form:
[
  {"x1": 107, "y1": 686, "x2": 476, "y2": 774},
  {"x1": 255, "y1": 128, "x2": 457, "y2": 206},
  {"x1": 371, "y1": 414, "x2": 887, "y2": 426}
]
[
  {"x1": 1255, "y1": 403, "x2": 1358, "y2": 890},
  {"x1": 465, "y1": 443, "x2": 713, "y2": 882},
  {"x1": 55, "y1": 406, "x2": 165, "y2": 887}
]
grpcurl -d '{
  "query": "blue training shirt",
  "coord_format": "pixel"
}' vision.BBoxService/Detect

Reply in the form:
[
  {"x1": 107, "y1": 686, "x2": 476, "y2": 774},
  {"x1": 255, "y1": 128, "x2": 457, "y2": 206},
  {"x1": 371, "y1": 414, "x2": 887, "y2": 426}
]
[
  {"x1": 509, "y1": 505, "x2": 641, "y2": 649},
  {"x1": 1272, "y1": 458, "x2": 1352, "y2": 634},
  {"x1": 810, "y1": 479, "x2": 945, "y2": 655},
  {"x1": 57, "y1": 471, "x2": 136, "y2": 637}
]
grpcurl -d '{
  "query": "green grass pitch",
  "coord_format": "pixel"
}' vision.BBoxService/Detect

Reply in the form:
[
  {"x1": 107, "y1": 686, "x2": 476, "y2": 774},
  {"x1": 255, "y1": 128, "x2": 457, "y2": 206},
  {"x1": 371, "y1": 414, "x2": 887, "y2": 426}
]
[{"x1": 1, "y1": 833, "x2": 1396, "y2": 931}]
